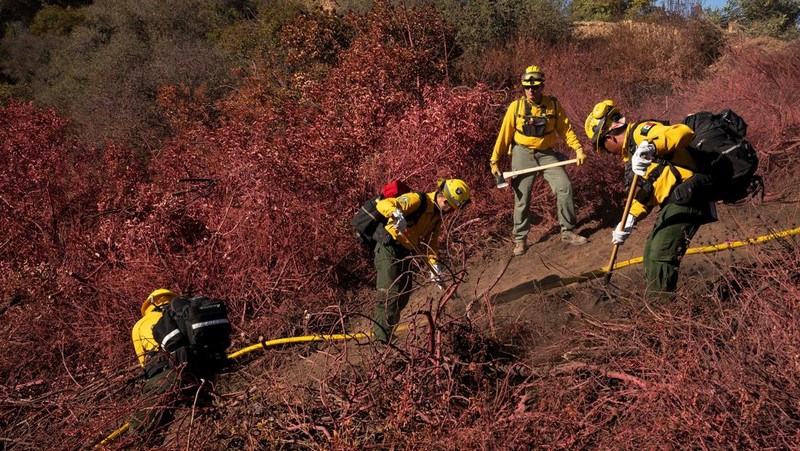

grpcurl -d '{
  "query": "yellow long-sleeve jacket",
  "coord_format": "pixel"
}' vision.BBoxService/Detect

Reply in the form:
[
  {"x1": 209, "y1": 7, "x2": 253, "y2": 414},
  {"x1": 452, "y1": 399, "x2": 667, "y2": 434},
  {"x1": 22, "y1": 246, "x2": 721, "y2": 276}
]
[
  {"x1": 132, "y1": 304, "x2": 162, "y2": 368},
  {"x1": 623, "y1": 121, "x2": 697, "y2": 219},
  {"x1": 376, "y1": 191, "x2": 441, "y2": 266},
  {"x1": 490, "y1": 96, "x2": 583, "y2": 164}
]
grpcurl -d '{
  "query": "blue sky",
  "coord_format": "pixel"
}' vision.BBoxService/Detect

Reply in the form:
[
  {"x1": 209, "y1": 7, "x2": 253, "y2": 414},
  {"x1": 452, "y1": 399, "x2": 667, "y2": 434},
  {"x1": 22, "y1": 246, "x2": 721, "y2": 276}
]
[
  {"x1": 655, "y1": 0, "x2": 730, "y2": 12},
  {"x1": 700, "y1": 0, "x2": 729, "y2": 10}
]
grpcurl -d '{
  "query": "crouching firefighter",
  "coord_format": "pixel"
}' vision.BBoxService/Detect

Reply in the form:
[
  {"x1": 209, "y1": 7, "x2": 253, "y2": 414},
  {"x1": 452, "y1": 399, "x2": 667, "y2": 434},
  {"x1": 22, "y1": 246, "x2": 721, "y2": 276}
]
[
  {"x1": 130, "y1": 288, "x2": 232, "y2": 440},
  {"x1": 372, "y1": 178, "x2": 471, "y2": 343},
  {"x1": 585, "y1": 100, "x2": 718, "y2": 297}
]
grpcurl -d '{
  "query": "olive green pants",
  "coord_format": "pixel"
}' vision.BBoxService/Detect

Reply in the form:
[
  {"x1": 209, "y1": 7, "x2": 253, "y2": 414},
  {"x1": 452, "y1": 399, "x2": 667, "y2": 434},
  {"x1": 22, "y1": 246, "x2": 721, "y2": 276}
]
[
  {"x1": 129, "y1": 368, "x2": 178, "y2": 436},
  {"x1": 373, "y1": 240, "x2": 412, "y2": 342},
  {"x1": 511, "y1": 146, "x2": 576, "y2": 242},
  {"x1": 642, "y1": 203, "x2": 709, "y2": 295}
]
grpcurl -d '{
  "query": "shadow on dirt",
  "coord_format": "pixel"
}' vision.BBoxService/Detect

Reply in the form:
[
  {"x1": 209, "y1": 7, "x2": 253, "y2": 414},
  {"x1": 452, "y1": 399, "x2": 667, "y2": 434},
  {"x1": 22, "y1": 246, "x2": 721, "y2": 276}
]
[{"x1": 491, "y1": 274, "x2": 563, "y2": 304}]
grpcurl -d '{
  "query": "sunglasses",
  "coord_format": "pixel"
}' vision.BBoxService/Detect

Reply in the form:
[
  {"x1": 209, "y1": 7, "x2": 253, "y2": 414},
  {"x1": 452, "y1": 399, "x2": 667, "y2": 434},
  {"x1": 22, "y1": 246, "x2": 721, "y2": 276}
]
[
  {"x1": 600, "y1": 125, "x2": 625, "y2": 151},
  {"x1": 523, "y1": 85, "x2": 542, "y2": 90}
]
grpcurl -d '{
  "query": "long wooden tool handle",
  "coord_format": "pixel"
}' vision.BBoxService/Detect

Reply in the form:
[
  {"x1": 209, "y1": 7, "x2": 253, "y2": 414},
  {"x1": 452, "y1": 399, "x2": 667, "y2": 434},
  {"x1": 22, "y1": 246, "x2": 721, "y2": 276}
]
[
  {"x1": 502, "y1": 159, "x2": 578, "y2": 179},
  {"x1": 604, "y1": 174, "x2": 640, "y2": 285}
]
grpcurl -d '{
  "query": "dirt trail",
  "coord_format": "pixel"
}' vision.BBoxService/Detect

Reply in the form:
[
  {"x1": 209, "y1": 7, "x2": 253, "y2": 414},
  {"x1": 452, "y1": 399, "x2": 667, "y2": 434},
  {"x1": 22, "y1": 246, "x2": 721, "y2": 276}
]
[
  {"x1": 259, "y1": 195, "x2": 798, "y2": 391},
  {"x1": 419, "y1": 195, "x2": 798, "y2": 359}
]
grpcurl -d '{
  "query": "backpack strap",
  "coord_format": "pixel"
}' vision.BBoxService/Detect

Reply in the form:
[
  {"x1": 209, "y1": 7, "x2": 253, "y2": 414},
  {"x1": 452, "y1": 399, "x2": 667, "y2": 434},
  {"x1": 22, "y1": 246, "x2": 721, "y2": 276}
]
[
  {"x1": 405, "y1": 192, "x2": 429, "y2": 226},
  {"x1": 514, "y1": 97, "x2": 527, "y2": 135},
  {"x1": 551, "y1": 96, "x2": 559, "y2": 124},
  {"x1": 626, "y1": 119, "x2": 671, "y2": 156}
]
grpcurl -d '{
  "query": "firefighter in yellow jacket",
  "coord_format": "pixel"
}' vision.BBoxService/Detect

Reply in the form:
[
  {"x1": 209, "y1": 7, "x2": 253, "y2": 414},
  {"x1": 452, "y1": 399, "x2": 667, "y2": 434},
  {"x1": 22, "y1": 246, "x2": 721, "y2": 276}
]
[
  {"x1": 130, "y1": 289, "x2": 180, "y2": 437},
  {"x1": 372, "y1": 178, "x2": 470, "y2": 342},
  {"x1": 490, "y1": 65, "x2": 588, "y2": 256},
  {"x1": 585, "y1": 100, "x2": 717, "y2": 296}
]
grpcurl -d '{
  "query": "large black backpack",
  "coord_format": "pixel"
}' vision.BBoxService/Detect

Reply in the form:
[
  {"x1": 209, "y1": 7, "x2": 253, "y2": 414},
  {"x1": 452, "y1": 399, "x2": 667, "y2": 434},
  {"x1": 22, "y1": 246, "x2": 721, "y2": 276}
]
[
  {"x1": 351, "y1": 180, "x2": 428, "y2": 249},
  {"x1": 151, "y1": 296, "x2": 232, "y2": 378},
  {"x1": 674, "y1": 109, "x2": 763, "y2": 204}
]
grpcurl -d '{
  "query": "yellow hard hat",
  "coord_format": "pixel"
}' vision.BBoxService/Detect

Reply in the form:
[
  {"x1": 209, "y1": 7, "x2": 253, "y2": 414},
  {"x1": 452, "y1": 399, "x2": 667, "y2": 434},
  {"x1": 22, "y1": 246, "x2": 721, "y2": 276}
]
[
  {"x1": 140, "y1": 288, "x2": 177, "y2": 316},
  {"x1": 521, "y1": 65, "x2": 545, "y2": 87},
  {"x1": 439, "y1": 178, "x2": 471, "y2": 210},
  {"x1": 585, "y1": 100, "x2": 624, "y2": 153}
]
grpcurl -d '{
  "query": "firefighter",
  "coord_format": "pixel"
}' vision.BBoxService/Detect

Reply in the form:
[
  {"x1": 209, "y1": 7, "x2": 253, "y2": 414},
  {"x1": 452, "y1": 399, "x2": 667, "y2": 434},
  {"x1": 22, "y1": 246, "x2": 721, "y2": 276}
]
[
  {"x1": 130, "y1": 288, "x2": 181, "y2": 438},
  {"x1": 585, "y1": 100, "x2": 717, "y2": 296},
  {"x1": 490, "y1": 65, "x2": 589, "y2": 256},
  {"x1": 372, "y1": 178, "x2": 470, "y2": 342}
]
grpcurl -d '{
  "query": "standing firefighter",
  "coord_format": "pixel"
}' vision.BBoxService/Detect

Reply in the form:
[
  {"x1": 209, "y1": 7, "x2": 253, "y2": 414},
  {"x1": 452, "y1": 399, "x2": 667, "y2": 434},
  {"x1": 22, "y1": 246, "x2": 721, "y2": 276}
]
[
  {"x1": 130, "y1": 288, "x2": 231, "y2": 441},
  {"x1": 372, "y1": 178, "x2": 471, "y2": 343},
  {"x1": 585, "y1": 100, "x2": 718, "y2": 296},
  {"x1": 490, "y1": 65, "x2": 588, "y2": 256}
]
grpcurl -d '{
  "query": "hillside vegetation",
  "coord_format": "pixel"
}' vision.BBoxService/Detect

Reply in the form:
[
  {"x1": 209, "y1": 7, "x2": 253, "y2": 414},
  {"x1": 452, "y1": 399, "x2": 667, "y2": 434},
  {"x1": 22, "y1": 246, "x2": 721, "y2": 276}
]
[{"x1": 1, "y1": 1, "x2": 799, "y2": 449}]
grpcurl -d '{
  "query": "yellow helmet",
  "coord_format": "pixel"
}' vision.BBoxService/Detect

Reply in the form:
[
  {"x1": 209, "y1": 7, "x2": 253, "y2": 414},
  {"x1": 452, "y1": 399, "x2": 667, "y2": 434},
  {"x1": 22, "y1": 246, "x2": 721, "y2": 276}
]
[
  {"x1": 521, "y1": 65, "x2": 545, "y2": 87},
  {"x1": 141, "y1": 288, "x2": 177, "y2": 316},
  {"x1": 584, "y1": 100, "x2": 624, "y2": 153},
  {"x1": 438, "y1": 178, "x2": 471, "y2": 210}
]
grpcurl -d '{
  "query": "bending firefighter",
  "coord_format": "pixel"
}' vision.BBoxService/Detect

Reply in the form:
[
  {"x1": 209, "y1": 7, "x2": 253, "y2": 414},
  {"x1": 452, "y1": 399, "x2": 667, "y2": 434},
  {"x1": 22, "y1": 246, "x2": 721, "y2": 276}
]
[
  {"x1": 585, "y1": 100, "x2": 717, "y2": 296},
  {"x1": 490, "y1": 65, "x2": 588, "y2": 256},
  {"x1": 372, "y1": 178, "x2": 471, "y2": 342},
  {"x1": 130, "y1": 289, "x2": 227, "y2": 442}
]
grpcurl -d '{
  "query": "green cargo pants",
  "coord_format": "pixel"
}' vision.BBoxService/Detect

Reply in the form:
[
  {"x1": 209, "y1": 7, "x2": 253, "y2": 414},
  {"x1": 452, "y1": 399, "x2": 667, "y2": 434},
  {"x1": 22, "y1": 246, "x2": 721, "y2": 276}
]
[
  {"x1": 643, "y1": 202, "x2": 711, "y2": 296},
  {"x1": 373, "y1": 240, "x2": 412, "y2": 342},
  {"x1": 511, "y1": 146, "x2": 577, "y2": 242},
  {"x1": 129, "y1": 367, "x2": 178, "y2": 436}
]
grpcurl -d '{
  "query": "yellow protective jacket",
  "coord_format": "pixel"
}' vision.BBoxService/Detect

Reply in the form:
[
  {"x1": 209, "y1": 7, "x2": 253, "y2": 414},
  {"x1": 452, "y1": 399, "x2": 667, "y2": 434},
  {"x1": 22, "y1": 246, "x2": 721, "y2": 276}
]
[
  {"x1": 490, "y1": 96, "x2": 583, "y2": 164},
  {"x1": 132, "y1": 304, "x2": 162, "y2": 368},
  {"x1": 623, "y1": 121, "x2": 697, "y2": 219},
  {"x1": 376, "y1": 191, "x2": 441, "y2": 266}
]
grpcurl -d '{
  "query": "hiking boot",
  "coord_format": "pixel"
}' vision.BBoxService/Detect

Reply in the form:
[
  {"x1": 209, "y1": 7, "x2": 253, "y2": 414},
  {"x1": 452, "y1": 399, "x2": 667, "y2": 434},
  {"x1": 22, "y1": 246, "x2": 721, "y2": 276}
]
[
  {"x1": 513, "y1": 240, "x2": 527, "y2": 256},
  {"x1": 561, "y1": 231, "x2": 587, "y2": 246}
]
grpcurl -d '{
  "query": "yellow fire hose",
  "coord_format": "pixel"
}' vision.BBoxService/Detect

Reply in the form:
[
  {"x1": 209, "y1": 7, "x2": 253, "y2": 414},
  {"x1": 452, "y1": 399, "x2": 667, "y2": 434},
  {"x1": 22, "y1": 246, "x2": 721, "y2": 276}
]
[
  {"x1": 227, "y1": 331, "x2": 373, "y2": 359},
  {"x1": 604, "y1": 225, "x2": 800, "y2": 272},
  {"x1": 94, "y1": 225, "x2": 799, "y2": 448}
]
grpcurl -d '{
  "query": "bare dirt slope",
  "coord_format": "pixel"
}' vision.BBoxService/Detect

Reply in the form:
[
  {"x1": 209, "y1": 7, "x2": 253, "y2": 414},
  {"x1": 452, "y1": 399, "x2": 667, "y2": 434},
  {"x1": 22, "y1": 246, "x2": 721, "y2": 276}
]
[
  {"x1": 206, "y1": 185, "x2": 799, "y2": 448},
  {"x1": 455, "y1": 194, "x2": 797, "y2": 346},
  {"x1": 258, "y1": 190, "x2": 798, "y2": 395}
]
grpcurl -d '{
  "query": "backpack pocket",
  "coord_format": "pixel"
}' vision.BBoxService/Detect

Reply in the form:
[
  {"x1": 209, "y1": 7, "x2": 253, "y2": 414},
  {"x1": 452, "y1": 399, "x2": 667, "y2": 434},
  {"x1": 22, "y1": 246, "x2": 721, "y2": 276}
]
[
  {"x1": 669, "y1": 174, "x2": 714, "y2": 206},
  {"x1": 522, "y1": 116, "x2": 549, "y2": 137},
  {"x1": 178, "y1": 297, "x2": 232, "y2": 352},
  {"x1": 152, "y1": 309, "x2": 187, "y2": 352}
]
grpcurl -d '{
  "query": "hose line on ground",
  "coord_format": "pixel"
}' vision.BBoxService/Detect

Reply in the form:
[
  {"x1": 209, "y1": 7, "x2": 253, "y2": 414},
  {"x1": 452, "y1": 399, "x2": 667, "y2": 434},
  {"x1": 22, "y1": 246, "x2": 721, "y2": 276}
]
[{"x1": 94, "y1": 225, "x2": 799, "y2": 448}]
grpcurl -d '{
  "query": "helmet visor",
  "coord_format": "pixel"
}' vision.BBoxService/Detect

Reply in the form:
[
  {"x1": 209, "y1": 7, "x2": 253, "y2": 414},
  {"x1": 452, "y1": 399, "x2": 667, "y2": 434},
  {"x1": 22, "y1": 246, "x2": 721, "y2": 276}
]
[
  {"x1": 521, "y1": 72, "x2": 544, "y2": 86},
  {"x1": 591, "y1": 111, "x2": 623, "y2": 145}
]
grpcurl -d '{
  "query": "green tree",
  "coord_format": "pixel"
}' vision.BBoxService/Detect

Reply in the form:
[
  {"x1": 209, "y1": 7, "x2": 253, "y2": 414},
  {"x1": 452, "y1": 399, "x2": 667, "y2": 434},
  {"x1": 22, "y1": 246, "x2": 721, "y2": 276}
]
[
  {"x1": 29, "y1": 5, "x2": 85, "y2": 36},
  {"x1": 719, "y1": 0, "x2": 800, "y2": 39},
  {"x1": 1, "y1": 0, "x2": 239, "y2": 146},
  {"x1": 432, "y1": 0, "x2": 571, "y2": 85},
  {"x1": 569, "y1": 0, "x2": 656, "y2": 21}
]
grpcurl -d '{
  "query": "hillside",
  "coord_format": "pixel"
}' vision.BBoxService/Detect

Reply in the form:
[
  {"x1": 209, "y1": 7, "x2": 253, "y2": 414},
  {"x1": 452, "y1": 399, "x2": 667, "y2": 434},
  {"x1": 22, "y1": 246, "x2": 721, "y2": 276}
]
[
  {"x1": 154, "y1": 181, "x2": 800, "y2": 449},
  {"x1": 1, "y1": 2, "x2": 799, "y2": 449}
]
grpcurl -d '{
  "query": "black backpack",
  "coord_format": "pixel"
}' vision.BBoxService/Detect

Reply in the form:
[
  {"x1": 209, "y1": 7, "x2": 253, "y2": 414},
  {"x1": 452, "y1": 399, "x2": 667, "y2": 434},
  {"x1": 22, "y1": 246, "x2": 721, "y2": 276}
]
[
  {"x1": 151, "y1": 296, "x2": 232, "y2": 377},
  {"x1": 351, "y1": 180, "x2": 428, "y2": 249},
  {"x1": 668, "y1": 109, "x2": 763, "y2": 205}
]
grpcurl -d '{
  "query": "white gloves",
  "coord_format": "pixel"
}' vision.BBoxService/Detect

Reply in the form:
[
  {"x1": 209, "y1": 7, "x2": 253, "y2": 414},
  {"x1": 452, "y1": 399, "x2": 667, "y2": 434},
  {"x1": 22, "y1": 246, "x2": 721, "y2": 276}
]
[
  {"x1": 429, "y1": 264, "x2": 444, "y2": 289},
  {"x1": 392, "y1": 209, "x2": 407, "y2": 234},
  {"x1": 631, "y1": 141, "x2": 655, "y2": 176},
  {"x1": 611, "y1": 213, "x2": 636, "y2": 245}
]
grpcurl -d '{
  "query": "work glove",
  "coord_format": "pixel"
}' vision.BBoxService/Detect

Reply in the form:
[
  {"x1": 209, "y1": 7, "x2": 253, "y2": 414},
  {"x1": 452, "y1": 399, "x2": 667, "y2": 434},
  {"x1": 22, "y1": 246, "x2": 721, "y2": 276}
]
[
  {"x1": 391, "y1": 209, "x2": 407, "y2": 234},
  {"x1": 576, "y1": 149, "x2": 587, "y2": 166},
  {"x1": 429, "y1": 264, "x2": 445, "y2": 289},
  {"x1": 631, "y1": 141, "x2": 655, "y2": 176},
  {"x1": 490, "y1": 161, "x2": 501, "y2": 177},
  {"x1": 611, "y1": 213, "x2": 636, "y2": 245}
]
